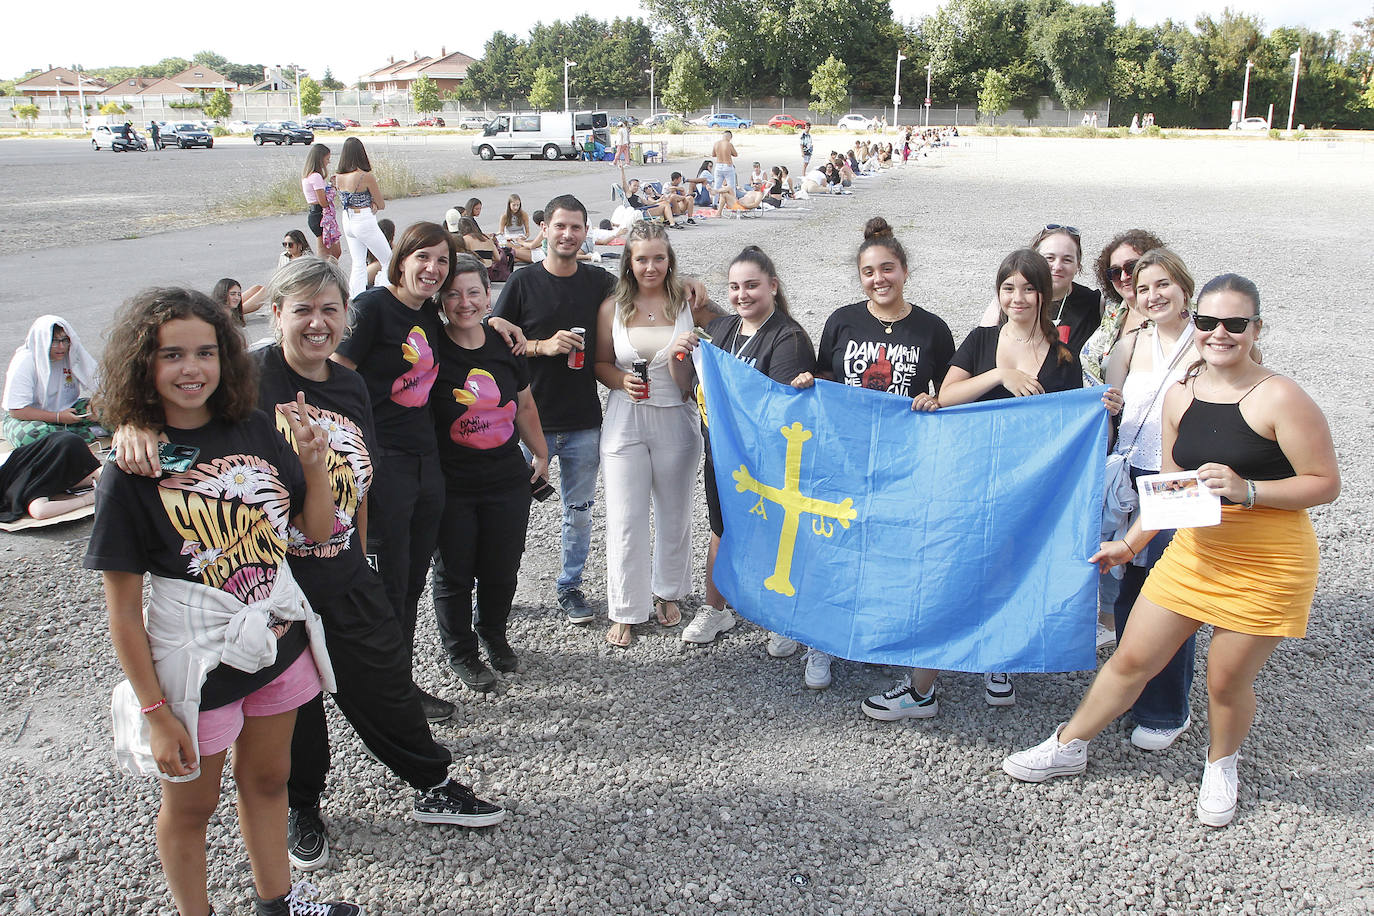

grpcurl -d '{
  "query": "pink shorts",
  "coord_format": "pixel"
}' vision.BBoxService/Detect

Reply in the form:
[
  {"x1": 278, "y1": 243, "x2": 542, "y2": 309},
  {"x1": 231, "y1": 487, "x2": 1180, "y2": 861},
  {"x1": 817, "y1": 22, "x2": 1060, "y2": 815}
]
[{"x1": 197, "y1": 651, "x2": 321, "y2": 756}]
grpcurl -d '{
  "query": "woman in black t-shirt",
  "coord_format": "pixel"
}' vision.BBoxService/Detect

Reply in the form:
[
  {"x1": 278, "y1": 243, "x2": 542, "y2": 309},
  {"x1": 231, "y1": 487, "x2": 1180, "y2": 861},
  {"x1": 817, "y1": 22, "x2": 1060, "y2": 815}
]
[
  {"x1": 979, "y1": 225, "x2": 1101, "y2": 357},
  {"x1": 430, "y1": 254, "x2": 548, "y2": 690},
  {"x1": 332, "y1": 221, "x2": 456, "y2": 720},
  {"x1": 669, "y1": 246, "x2": 816, "y2": 651},
  {"x1": 790, "y1": 217, "x2": 955, "y2": 690}
]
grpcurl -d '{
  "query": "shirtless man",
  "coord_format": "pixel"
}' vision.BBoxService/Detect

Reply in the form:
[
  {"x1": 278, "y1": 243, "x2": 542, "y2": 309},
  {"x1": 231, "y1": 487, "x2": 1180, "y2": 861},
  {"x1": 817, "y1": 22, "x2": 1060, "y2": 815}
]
[{"x1": 711, "y1": 130, "x2": 739, "y2": 194}]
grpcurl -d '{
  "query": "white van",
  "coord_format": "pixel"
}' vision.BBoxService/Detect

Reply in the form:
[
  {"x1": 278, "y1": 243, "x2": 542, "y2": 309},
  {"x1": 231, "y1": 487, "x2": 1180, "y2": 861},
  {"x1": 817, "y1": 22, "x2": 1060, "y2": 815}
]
[{"x1": 471, "y1": 110, "x2": 610, "y2": 160}]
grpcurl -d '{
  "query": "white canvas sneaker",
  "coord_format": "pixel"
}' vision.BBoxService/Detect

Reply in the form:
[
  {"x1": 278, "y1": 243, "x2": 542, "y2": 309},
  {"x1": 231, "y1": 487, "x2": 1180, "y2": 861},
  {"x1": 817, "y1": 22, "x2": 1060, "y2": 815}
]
[
  {"x1": 1197, "y1": 751, "x2": 1240, "y2": 827},
  {"x1": 1002, "y1": 725, "x2": 1089, "y2": 782}
]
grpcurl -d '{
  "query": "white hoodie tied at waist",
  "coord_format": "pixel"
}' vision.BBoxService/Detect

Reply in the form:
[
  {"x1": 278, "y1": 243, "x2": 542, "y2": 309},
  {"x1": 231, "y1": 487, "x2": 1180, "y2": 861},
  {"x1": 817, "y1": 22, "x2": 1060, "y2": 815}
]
[{"x1": 111, "y1": 561, "x2": 335, "y2": 782}]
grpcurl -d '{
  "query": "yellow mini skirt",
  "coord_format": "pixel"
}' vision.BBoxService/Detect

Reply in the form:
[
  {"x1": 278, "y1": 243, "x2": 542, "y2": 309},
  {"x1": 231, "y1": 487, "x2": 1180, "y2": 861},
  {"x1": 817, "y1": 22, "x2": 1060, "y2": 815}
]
[{"x1": 1141, "y1": 505, "x2": 1318, "y2": 638}]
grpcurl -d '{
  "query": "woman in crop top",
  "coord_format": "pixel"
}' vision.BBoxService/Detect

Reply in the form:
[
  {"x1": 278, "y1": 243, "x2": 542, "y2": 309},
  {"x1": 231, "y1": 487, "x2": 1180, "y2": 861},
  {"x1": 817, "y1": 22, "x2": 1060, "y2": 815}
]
[
  {"x1": 592, "y1": 222, "x2": 709, "y2": 648},
  {"x1": 334, "y1": 137, "x2": 389, "y2": 299},
  {"x1": 1003, "y1": 273, "x2": 1340, "y2": 829},
  {"x1": 300, "y1": 143, "x2": 341, "y2": 258}
]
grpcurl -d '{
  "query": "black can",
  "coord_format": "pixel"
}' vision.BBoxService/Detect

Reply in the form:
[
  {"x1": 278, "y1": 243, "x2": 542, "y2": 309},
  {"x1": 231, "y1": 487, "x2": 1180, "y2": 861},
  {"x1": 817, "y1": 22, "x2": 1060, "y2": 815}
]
[{"x1": 632, "y1": 358, "x2": 649, "y2": 400}]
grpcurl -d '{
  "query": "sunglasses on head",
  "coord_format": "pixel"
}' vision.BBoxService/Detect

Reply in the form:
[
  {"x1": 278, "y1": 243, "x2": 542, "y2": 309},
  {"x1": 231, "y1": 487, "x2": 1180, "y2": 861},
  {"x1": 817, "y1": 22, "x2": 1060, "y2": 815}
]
[
  {"x1": 1045, "y1": 223, "x2": 1080, "y2": 236},
  {"x1": 1108, "y1": 259, "x2": 1139, "y2": 283},
  {"x1": 1193, "y1": 313, "x2": 1259, "y2": 333}
]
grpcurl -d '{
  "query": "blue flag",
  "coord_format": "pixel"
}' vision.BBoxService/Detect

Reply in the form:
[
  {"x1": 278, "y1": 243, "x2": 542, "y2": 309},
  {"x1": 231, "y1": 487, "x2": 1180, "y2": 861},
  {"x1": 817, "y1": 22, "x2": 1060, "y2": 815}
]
[{"x1": 698, "y1": 341, "x2": 1109, "y2": 673}]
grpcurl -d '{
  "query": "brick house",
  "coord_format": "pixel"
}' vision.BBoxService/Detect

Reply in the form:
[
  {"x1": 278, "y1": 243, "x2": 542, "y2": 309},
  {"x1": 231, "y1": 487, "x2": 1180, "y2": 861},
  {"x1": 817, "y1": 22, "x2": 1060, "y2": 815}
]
[
  {"x1": 12, "y1": 67, "x2": 108, "y2": 97},
  {"x1": 360, "y1": 49, "x2": 475, "y2": 93}
]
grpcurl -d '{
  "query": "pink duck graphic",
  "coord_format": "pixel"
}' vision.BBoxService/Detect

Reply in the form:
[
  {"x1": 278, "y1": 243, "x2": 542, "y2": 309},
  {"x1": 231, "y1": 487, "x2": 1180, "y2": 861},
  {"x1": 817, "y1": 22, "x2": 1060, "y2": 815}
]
[
  {"x1": 449, "y1": 369, "x2": 515, "y2": 449},
  {"x1": 390, "y1": 326, "x2": 438, "y2": 407}
]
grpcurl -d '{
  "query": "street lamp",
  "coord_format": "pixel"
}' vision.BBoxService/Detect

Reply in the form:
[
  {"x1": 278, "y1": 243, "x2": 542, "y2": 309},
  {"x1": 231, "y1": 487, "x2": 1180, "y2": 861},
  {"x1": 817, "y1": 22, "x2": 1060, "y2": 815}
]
[
  {"x1": 924, "y1": 61, "x2": 933, "y2": 127},
  {"x1": 1286, "y1": 47, "x2": 1301, "y2": 131},
  {"x1": 564, "y1": 58, "x2": 576, "y2": 113},
  {"x1": 892, "y1": 51, "x2": 906, "y2": 134},
  {"x1": 1241, "y1": 59, "x2": 1254, "y2": 122},
  {"x1": 645, "y1": 66, "x2": 655, "y2": 121}
]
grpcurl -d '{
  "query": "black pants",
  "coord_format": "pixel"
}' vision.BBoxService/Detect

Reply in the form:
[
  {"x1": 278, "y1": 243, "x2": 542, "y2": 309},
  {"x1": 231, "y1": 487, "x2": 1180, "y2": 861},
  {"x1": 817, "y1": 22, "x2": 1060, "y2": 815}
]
[
  {"x1": 367, "y1": 449, "x2": 444, "y2": 671},
  {"x1": 288, "y1": 568, "x2": 451, "y2": 810},
  {"x1": 432, "y1": 483, "x2": 531, "y2": 661}
]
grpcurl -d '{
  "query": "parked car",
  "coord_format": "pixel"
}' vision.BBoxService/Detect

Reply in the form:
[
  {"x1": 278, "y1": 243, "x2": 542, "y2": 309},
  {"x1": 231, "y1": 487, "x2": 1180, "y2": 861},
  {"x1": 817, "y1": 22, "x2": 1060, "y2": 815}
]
[
  {"x1": 91, "y1": 124, "x2": 147, "y2": 152},
  {"x1": 458, "y1": 115, "x2": 489, "y2": 130},
  {"x1": 413, "y1": 117, "x2": 446, "y2": 127},
  {"x1": 767, "y1": 114, "x2": 807, "y2": 129},
  {"x1": 341, "y1": 118, "x2": 360, "y2": 128},
  {"x1": 837, "y1": 113, "x2": 876, "y2": 131},
  {"x1": 373, "y1": 117, "x2": 400, "y2": 127},
  {"x1": 225, "y1": 120, "x2": 255, "y2": 134},
  {"x1": 158, "y1": 122, "x2": 214, "y2": 149},
  {"x1": 616, "y1": 115, "x2": 640, "y2": 127},
  {"x1": 472, "y1": 109, "x2": 610, "y2": 161},
  {"x1": 641, "y1": 113, "x2": 676, "y2": 129},
  {"x1": 705, "y1": 113, "x2": 753, "y2": 129},
  {"x1": 305, "y1": 117, "x2": 346, "y2": 132},
  {"x1": 689, "y1": 114, "x2": 714, "y2": 126},
  {"x1": 253, "y1": 121, "x2": 315, "y2": 145},
  {"x1": 1231, "y1": 117, "x2": 1269, "y2": 131}
]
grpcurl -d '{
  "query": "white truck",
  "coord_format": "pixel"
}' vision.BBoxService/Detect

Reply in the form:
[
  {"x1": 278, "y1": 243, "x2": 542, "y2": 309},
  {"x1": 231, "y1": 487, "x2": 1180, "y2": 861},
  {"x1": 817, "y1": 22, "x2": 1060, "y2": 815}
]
[{"x1": 471, "y1": 110, "x2": 610, "y2": 160}]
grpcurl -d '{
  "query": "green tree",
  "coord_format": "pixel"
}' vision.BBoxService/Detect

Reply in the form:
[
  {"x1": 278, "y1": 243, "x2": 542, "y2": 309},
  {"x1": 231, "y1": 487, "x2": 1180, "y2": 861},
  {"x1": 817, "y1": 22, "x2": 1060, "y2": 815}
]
[
  {"x1": 1029, "y1": 1, "x2": 1115, "y2": 111},
  {"x1": 660, "y1": 51, "x2": 709, "y2": 117},
  {"x1": 223, "y1": 62, "x2": 265, "y2": 86},
  {"x1": 810, "y1": 54, "x2": 850, "y2": 119},
  {"x1": 204, "y1": 88, "x2": 232, "y2": 120},
  {"x1": 527, "y1": 66, "x2": 561, "y2": 110},
  {"x1": 191, "y1": 50, "x2": 229, "y2": 72},
  {"x1": 99, "y1": 101, "x2": 124, "y2": 115},
  {"x1": 978, "y1": 68, "x2": 1012, "y2": 123},
  {"x1": 321, "y1": 67, "x2": 345, "y2": 90},
  {"x1": 13, "y1": 103, "x2": 39, "y2": 125},
  {"x1": 152, "y1": 57, "x2": 192, "y2": 78},
  {"x1": 412, "y1": 74, "x2": 441, "y2": 113},
  {"x1": 299, "y1": 76, "x2": 322, "y2": 117},
  {"x1": 465, "y1": 31, "x2": 529, "y2": 102}
]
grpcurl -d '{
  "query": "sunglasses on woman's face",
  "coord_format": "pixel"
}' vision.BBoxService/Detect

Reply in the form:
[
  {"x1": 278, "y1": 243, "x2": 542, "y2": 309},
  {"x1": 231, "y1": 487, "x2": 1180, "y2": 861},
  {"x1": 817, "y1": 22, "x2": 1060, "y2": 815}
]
[
  {"x1": 1108, "y1": 259, "x2": 1139, "y2": 283},
  {"x1": 283, "y1": 241, "x2": 298, "y2": 249},
  {"x1": 1193, "y1": 313, "x2": 1259, "y2": 333}
]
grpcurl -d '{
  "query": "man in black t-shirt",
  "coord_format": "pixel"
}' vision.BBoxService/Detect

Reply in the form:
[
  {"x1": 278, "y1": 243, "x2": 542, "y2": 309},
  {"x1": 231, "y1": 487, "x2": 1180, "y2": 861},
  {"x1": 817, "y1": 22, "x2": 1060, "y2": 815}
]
[{"x1": 492, "y1": 194, "x2": 615, "y2": 623}]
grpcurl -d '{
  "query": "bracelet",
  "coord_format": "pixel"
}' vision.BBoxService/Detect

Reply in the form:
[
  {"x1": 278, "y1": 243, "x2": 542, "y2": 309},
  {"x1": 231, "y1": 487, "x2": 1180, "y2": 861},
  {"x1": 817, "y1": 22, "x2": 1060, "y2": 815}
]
[
  {"x1": 140, "y1": 697, "x2": 168, "y2": 715},
  {"x1": 1120, "y1": 538, "x2": 1138, "y2": 558},
  {"x1": 1240, "y1": 479, "x2": 1256, "y2": 509}
]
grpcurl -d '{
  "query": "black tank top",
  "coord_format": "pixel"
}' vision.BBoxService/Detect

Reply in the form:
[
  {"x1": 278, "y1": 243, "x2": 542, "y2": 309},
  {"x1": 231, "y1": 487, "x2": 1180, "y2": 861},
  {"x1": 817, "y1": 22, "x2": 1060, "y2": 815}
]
[{"x1": 1172, "y1": 378, "x2": 1295, "y2": 480}]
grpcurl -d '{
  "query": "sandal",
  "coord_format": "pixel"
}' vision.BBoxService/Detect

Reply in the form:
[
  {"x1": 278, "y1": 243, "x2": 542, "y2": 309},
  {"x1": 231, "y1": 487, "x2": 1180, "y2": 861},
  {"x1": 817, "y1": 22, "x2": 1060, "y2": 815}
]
[
  {"x1": 607, "y1": 622, "x2": 633, "y2": 648},
  {"x1": 653, "y1": 597, "x2": 682, "y2": 627}
]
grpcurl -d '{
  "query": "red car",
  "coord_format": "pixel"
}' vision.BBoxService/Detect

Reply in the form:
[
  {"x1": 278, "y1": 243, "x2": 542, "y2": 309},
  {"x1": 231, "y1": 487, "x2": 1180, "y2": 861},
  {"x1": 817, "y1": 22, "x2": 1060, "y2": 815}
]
[
  {"x1": 342, "y1": 118, "x2": 360, "y2": 128},
  {"x1": 373, "y1": 118, "x2": 399, "y2": 128},
  {"x1": 413, "y1": 117, "x2": 446, "y2": 127},
  {"x1": 768, "y1": 114, "x2": 808, "y2": 129}
]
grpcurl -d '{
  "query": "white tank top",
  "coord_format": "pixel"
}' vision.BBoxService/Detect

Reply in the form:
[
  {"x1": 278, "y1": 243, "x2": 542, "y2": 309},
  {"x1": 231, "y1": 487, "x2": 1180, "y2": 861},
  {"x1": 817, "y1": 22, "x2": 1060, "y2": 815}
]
[{"x1": 1113, "y1": 322, "x2": 1193, "y2": 471}]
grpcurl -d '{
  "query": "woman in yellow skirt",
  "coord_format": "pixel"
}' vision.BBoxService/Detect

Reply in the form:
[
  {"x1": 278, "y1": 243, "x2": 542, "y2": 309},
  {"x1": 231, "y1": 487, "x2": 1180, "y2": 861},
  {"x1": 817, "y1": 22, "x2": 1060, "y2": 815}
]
[{"x1": 1001, "y1": 273, "x2": 1340, "y2": 827}]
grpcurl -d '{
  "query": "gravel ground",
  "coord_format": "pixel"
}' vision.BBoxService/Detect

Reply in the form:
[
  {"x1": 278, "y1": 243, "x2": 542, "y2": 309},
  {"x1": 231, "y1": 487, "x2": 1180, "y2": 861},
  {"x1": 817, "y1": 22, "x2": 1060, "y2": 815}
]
[{"x1": 2, "y1": 136, "x2": 1372, "y2": 915}]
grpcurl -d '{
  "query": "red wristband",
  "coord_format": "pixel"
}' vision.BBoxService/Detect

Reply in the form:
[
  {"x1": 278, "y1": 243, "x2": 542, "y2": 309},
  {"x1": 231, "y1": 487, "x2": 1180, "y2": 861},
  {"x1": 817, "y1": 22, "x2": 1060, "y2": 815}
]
[{"x1": 140, "y1": 698, "x2": 167, "y2": 715}]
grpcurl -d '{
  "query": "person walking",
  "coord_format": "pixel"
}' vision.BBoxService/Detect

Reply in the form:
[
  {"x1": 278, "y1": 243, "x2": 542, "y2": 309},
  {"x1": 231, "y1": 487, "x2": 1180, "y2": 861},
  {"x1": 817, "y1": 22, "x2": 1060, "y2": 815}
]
[
  {"x1": 712, "y1": 130, "x2": 739, "y2": 195},
  {"x1": 800, "y1": 123, "x2": 814, "y2": 174},
  {"x1": 1002, "y1": 273, "x2": 1340, "y2": 828},
  {"x1": 492, "y1": 195, "x2": 616, "y2": 624}
]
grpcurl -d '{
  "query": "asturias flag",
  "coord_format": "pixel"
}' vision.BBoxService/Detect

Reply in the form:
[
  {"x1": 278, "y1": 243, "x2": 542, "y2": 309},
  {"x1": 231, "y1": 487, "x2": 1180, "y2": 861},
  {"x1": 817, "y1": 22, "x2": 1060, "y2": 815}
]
[{"x1": 697, "y1": 340, "x2": 1109, "y2": 673}]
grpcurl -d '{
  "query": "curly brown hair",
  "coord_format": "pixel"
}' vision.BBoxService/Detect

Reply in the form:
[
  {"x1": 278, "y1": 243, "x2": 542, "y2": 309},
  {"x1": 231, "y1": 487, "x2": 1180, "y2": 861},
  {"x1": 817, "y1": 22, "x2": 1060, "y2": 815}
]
[
  {"x1": 1093, "y1": 229, "x2": 1166, "y2": 303},
  {"x1": 93, "y1": 287, "x2": 258, "y2": 430}
]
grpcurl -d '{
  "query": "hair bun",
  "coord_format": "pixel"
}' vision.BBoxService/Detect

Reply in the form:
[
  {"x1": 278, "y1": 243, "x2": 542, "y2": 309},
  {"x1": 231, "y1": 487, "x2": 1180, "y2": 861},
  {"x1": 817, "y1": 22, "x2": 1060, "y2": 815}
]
[{"x1": 864, "y1": 217, "x2": 893, "y2": 240}]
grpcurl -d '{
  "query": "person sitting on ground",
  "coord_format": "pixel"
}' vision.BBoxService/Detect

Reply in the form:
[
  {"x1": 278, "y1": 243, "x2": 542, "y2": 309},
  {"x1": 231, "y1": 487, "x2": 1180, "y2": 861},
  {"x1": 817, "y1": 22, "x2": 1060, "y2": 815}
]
[
  {"x1": 211, "y1": 278, "x2": 267, "y2": 329},
  {"x1": 0, "y1": 431, "x2": 101, "y2": 523},
  {"x1": 618, "y1": 164, "x2": 676, "y2": 226},
  {"x1": 877, "y1": 143, "x2": 894, "y2": 167},
  {"x1": 366, "y1": 218, "x2": 397, "y2": 289},
  {"x1": 830, "y1": 152, "x2": 856, "y2": 187},
  {"x1": 715, "y1": 180, "x2": 773, "y2": 213},
  {"x1": 749, "y1": 161, "x2": 765, "y2": 189},
  {"x1": 459, "y1": 217, "x2": 497, "y2": 269},
  {"x1": 444, "y1": 204, "x2": 465, "y2": 233},
  {"x1": 3, "y1": 315, "x2": 102, "y2": 447},
  {"x1": 662, "y1": 172, "x2": 697, "y2": 224},
  {"x1": 581, "y1": 219, "x2": 628, "y2": 261},
  {"x1": 278, "y1": 229, "x2": 311, "y2": 268}
]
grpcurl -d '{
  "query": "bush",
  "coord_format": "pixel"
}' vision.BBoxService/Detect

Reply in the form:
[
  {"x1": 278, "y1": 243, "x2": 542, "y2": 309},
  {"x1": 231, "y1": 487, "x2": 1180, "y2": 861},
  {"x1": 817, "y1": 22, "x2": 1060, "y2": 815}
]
[
  {"x1": 1070, "y1": 125, "x2": 1098, "y2": 138},
  {"x1": 211, "y1": 126, "x2": 229, "y2": 137},
  {"x1": 663, "y1": 118, "x2": 686, "y2": 134},
  {"x1": 1144, "y1": 124, "x2": 1162, "y2": 137},
  {"x1": 1268, "y1": 128, "x2": 1281, "y2": 139},
  {"x1": 774, "y1": 125, "x2": 797, "y2": 135}
]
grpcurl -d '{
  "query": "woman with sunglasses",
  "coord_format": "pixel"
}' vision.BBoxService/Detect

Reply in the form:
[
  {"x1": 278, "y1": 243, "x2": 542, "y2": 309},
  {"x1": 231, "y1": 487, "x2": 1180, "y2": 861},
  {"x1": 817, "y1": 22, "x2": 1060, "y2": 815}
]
[
  {"x1": 1003, "y1": 274, "x2": 1340, "y2": 828},
  {"x1": 1079, "y1": 229, "x2": 1166, "y2": 385},
  {"x1": 278, "y1": 230, "x2": 311, "y2": 268},
  {"x1": 1095, "y1": 248, "x2": 1199, "y2": 753}
]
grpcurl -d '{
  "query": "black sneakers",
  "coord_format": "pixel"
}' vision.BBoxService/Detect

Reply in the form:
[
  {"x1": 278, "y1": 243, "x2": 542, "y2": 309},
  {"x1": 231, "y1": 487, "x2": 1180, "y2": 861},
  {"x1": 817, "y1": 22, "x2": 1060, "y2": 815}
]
[
  {"x1": 255, "y1": 879, "x2": 363, "y2": 915},
  {"x1": 413, "y1": 779, "x2": 506, "y2": 827},
  {"x1": 449, "y1": 653, "x2": 497, "y2": 692},
  {"x1": 482, "y1": 636, "x2": 519, "y2": 673},
  {"x1": 416, "y1": 687, "x2": 455, "y2": 722},
  {"x1": 286, "y1": 807, "x2": 329, "y2": 872}
]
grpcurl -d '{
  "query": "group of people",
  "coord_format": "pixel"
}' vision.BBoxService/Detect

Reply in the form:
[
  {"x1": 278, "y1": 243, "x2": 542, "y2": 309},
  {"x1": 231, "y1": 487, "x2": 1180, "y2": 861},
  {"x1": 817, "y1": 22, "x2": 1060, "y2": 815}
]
[{"x1": 70, "y1": 145, "x2": 1338, "y2": 912}]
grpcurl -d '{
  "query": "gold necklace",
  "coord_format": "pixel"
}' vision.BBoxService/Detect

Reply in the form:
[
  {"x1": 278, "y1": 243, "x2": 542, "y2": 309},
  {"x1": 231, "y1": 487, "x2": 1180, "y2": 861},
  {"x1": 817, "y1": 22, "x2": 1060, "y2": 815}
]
[{"x1": 869, "y1": 302, "x2": 909, "y2": 334}]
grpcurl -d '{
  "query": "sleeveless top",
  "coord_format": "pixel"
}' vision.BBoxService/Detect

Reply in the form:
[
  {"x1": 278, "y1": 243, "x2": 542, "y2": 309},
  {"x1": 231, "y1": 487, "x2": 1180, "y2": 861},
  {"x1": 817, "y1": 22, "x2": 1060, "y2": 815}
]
[
  {"x1": 339, "y1": 188, "x2": 373, "y2": 210},
  {"x1": 1172, "y1": 377, "x2": 1295, "y2": 480},
  {"x1": 1113, "y1": 321, "x2": 1193, "y2": 472},
  {"x1": 610, "y1": 302, "x2": 693, "y2": 408}
]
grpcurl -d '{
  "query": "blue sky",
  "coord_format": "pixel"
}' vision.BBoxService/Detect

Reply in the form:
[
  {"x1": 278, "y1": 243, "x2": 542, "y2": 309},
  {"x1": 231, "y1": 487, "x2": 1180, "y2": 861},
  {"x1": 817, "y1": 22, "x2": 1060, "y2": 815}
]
[{"x1": 3, "y1": 0, "x2": 1366, "y2": 86}]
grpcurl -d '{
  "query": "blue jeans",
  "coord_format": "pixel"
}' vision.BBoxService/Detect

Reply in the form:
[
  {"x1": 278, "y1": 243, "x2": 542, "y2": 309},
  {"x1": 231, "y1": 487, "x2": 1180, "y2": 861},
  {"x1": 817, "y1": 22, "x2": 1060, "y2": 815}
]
[
  {"x1": 1114, "y1": 496, "x2": 1196, "y2": 729},
  {"x1": 525, "y1": 427, "x2": 600, "y2": 593}
]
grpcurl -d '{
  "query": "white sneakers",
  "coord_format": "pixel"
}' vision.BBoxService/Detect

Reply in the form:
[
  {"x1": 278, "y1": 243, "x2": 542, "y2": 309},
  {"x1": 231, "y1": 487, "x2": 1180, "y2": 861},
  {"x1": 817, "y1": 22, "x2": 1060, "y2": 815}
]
[
  {"x1": 1197, "y1": 751, "x2": 1240, "y2": 827},
  {"x1": 766, "y1": 633, "x2": 800, "y2": 658},
  {"x1": 682, "y1": 607, "x2": 736, "y2": 644},
  {"x1": 803, "y1": 648, "x2": 832, "y2": 689},
  {"x1": 1131, "y1": 715, "x2": 1192, "y2": 751},
  {"x1": 984, "y1": 672, "x2": 1016, "y2": 706},
  {"x1": 1095, "y1": 622, "x2": 1117, "y2": 651},
  {"x1": 1001, "y1": 725, "x2": 1089, "y2": 782},
  {"x1": 862, "y1": 676, "x2": 938, "y2": 720}
]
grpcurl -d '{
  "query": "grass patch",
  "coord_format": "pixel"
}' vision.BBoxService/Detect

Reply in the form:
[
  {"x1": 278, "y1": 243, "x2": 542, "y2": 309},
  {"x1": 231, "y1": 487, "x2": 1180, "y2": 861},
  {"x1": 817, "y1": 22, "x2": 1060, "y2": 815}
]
[{"x1": 225, "y1": 156, "x2": 495, "y2": 220}]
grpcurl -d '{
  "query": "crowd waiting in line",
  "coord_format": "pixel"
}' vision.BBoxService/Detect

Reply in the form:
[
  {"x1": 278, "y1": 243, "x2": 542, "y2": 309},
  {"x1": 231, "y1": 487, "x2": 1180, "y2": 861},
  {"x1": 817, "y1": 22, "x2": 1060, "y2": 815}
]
[{"x1": 7, "y1": 128, "x2": 1332, "y2": 915}]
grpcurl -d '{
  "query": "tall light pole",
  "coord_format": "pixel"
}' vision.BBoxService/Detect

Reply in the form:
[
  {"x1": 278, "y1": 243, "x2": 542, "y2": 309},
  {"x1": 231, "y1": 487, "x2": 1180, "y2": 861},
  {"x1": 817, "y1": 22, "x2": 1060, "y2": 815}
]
[
  {"x1": 1286, "y1": 47, "x2": 1301, "y2": 131},
  {"x1": 1240, "y1": 59, "x2": 1254, "y2": 122},
  {"x1": 564, "y1": 58, "x2": 576, "y2": 113},
  {"x1": 924, "y1": 61, "x2": 933, "y2": 127},
  {"x1": 892, "y1": 51, "x2": 906, "y2": 134},
  {"x1": 645, "y1": 66, "x2": 655, "y2": 120}
]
